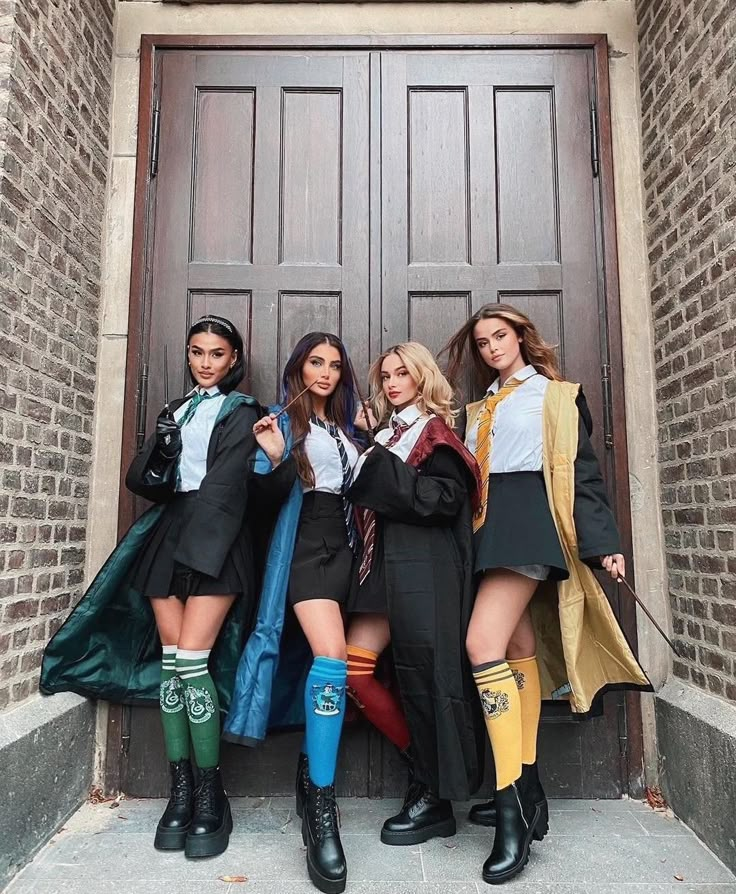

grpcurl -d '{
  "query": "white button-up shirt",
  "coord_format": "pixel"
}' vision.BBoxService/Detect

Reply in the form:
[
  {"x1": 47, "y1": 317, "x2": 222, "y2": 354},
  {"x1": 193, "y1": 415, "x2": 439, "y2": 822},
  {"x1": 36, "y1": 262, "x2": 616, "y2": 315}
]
[
  {"x1": 354, "y1": 403, "x2": 433, "y2": 478},
  {"x1": 174, "y1": 385, "x2": 226, "y2": 492},
  {"x1": 465, "y1": 365, "x2": 549, "y2": 473},
  {"x1": 304, "y1": 421, "x2": 360, "y2": 494}
]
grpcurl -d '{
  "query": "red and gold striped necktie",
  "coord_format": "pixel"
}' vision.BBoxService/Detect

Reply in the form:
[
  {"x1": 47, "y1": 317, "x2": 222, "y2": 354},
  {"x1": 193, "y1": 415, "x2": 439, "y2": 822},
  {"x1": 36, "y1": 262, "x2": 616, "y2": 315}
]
[
  {"x1": 472, "y1": 377, "x2": 523, "y2": 533},
  {"x1": 357, "y1": 417, "x2": 412, "y2": 585}
]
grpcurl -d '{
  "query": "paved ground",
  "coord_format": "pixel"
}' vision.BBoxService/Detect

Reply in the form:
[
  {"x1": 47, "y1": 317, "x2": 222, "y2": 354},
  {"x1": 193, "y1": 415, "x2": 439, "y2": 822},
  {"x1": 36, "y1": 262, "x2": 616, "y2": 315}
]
[{"x1": 5, "y1": 797, "x2": 736, "y2": 894}]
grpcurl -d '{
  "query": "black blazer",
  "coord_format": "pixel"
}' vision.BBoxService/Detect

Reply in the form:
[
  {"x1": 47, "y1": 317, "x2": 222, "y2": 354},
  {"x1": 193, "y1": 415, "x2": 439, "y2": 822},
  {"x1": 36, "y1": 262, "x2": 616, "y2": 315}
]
[{"x1": 126, "y1": 396, "x2": 295, "y2": 580}]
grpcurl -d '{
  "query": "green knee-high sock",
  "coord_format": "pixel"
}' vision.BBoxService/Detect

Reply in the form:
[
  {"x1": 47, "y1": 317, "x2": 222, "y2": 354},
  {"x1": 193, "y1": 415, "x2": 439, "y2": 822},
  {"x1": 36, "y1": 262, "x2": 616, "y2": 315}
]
[
  {"x1": 176, "y1": 648, "x2": 221, "y2": 769},
  {"x1": 159, "y1": 645, "x2": 190, "y2": 762}
]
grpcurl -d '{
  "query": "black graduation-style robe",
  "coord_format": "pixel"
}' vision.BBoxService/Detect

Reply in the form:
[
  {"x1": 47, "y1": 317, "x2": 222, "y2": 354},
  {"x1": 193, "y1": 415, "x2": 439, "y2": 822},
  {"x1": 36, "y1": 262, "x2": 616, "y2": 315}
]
[
  {"x1": 347, "y1": 419, "x2": 485, "y2": 801},
  {"x1": 571, "y1": 392, "x2": 620, "y2": 565}
]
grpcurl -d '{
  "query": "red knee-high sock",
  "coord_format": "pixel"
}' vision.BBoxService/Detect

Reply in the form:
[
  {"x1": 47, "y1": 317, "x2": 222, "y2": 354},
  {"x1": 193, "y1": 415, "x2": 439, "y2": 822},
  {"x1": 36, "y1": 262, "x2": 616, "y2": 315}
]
[{"x1": 346, "y1": 645, "x2": 411, "y2": 752}]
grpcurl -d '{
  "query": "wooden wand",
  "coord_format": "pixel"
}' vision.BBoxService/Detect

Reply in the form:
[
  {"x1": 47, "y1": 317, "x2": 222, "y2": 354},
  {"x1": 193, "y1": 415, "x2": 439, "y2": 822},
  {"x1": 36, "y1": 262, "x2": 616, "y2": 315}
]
[
  {"x1": 273, "y1": 382, "x2": 312, "y2": 419},
  {"x1": 617, "y1": 573, "x2": 680, "y2": 657}
]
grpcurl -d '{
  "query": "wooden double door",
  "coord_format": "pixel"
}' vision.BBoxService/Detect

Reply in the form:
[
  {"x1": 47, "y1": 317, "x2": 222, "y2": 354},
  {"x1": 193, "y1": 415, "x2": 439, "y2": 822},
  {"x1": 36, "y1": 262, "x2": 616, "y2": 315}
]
[{"x1": 119, "y1": 38, "x2": 637, "y2": 799}]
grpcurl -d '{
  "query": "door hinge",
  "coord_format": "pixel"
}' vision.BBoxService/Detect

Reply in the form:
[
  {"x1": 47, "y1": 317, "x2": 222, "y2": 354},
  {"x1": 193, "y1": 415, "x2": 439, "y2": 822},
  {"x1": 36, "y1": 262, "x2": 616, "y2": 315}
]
[
  {"x1": 150, "y1": 99, "x2": 161, "y2": 178},
  {"x1": 590, "y1": 100, "x2": 600, "y2": 178},
  {"x1": 619, "y1": 734, "x2": 628, "y2": 758},
  {"x1": 602, "y1": 363, "x2": 614, "y2": 449},
  {"x1": 135, "y1": 362, "x2": 149, "y2": 452}
]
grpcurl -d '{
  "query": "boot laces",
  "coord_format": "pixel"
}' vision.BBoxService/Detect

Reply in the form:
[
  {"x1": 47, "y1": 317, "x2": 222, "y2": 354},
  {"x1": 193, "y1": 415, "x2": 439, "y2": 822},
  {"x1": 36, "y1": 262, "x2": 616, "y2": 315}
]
[
  {"x1": 403, "y1": 780, "x2": 426, "y2": 809},
  {"x1": 194, "y1": 775, "x2": 217, "y2": 818},
  {"x1": 314, "y1": 788, "x2": 340, "y2": 841},
  {"x1": 170, "y1": 764, "x2": 191, "y2": 807}
]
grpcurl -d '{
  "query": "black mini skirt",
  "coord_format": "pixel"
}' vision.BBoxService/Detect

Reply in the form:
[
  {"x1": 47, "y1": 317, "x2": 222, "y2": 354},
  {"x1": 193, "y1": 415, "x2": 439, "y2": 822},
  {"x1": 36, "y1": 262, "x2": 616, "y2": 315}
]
[
  {"x1": 474, "y1": 471, "x2": 569, "y2": 581},
  {"x1": 288, "y1": 491, "x2": 356, "y2": 605},
  {"x1": 131, "y1": 491, "x2": 250, "y2": 599}
]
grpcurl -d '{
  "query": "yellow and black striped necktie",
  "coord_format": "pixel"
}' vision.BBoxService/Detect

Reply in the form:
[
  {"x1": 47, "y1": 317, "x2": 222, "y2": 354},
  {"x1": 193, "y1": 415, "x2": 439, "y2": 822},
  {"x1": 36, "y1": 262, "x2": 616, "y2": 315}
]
[{"x1": 472, "y1": 377, "x2": 523, "y2": 533}]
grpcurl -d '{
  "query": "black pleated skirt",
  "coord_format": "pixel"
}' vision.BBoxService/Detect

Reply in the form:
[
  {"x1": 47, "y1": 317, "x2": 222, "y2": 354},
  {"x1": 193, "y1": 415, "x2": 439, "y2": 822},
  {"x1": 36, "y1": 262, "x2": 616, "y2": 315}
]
[
  {"x1": 288, "y1": 491, "x2": 356, "y2": 605},
  {"x1": 474, "y1": 471, "x2": 569, "y2": 581},
  {"x1": 130, "y1": 491, "x2": 250, "y2": 599}
]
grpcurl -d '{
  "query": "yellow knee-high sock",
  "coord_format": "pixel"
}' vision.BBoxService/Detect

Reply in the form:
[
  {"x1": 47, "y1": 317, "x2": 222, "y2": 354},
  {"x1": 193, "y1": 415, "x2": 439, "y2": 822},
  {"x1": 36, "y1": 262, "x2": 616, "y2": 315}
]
[
  {"x1": 473, "y1": 661, "x2": 522, "y2": 790},
  {"x1": 509, "y1": 656, "x2": 542, "y2": 766}
]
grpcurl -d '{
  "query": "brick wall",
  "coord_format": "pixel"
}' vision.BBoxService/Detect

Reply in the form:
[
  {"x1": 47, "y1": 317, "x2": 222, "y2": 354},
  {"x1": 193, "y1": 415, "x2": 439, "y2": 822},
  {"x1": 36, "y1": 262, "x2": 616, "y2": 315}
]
[
  {"x1": 637, "y1": 0, "x2": 736, "y2": 702},
  {"x1": 0, "y1": 0, "x2": 114, "y2": 710}
]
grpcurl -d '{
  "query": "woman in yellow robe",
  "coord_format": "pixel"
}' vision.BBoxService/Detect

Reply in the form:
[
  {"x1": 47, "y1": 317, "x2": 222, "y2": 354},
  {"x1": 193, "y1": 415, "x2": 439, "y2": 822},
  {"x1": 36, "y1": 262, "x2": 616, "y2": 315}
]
[{"x1": 444, "y1": 304, "x2": 651, "y2": 885}]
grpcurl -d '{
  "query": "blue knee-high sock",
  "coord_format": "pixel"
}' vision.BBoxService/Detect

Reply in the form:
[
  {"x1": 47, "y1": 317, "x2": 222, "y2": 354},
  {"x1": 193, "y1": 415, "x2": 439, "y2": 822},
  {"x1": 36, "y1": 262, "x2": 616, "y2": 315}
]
[{"x1": 304, "y1": 656, "x2": 347, "y2": 787}]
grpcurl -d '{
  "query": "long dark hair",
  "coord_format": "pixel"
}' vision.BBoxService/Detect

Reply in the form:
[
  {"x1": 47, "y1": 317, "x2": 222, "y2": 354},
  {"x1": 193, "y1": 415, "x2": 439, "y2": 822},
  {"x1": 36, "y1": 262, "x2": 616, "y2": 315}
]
[
  {"x1": 186, "y1": 315, "x2": 245, "y2": 394},
  {"x1": 443, "y1": 303, "x2": 561, "y2": 395},
  {"x1": 282, "y1": 332, "x2": 358, "y2": 487}
]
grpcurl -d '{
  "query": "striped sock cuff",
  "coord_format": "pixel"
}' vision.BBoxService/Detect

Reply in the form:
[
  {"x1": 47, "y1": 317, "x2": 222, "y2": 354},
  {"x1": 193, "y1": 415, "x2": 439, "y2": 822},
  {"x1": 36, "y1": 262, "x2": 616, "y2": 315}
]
[
  {"x1": 473, "y1": 661, "x2": 514, "y2": 686},
  {"x1": 162, "y1": 644, "x2": 178, "y2": 671},
  {"x1": 347, "y1": 645, "x2": 378, "y2": 676},
  {"x1": 176, "y1": 648, "x2": 211, "y2": 680}
]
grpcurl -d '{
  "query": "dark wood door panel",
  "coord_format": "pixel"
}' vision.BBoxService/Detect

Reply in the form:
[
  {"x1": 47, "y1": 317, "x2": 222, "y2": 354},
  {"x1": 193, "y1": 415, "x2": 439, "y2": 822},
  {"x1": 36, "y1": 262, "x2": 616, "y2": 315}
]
[
  {"x1": 382, "y1": 52, "x2": 600, "y2": 411},
  {"x1": 121, "y1": 42, "x2": 630, "y2": 801},
  {"x1": 144, "y1": 50, "x2": 369, "y2": 430},
  {"x1": 380, "y1": 49, "x2": 624, "y2": 797}
]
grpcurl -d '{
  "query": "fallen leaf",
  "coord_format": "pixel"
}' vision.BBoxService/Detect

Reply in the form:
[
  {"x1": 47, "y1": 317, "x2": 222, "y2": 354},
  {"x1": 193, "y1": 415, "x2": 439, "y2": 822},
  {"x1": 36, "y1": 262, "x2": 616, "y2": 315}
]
[
  {"x1": 444, "y1": 842, "x2": 458, "y2": 849},
  {"x1": 645, "y1": 786, "x2": 668, "y2": 810},
  {"x1": 218, "y1": 876, "x2": 248, "y2": 883},
  {"x1": 116, "y1": 815, "x2": 128, "y2": 821},
  {"x1": 674, "y1": 875, "x2": 684, "y2": 882}
]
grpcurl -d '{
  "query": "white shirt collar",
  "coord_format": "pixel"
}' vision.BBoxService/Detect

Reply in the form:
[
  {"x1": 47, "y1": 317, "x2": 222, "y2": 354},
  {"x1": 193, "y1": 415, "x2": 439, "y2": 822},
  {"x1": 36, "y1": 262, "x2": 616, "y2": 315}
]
[
  {"x1": 488, "y1": 364, "x2": 537, "y2": 395},
  {"x1": 390, "y1": 403, "x2": 424, "y2": 427},
  {"x1": 186, "y1": 384, "x2": 221, "y2": 398}
]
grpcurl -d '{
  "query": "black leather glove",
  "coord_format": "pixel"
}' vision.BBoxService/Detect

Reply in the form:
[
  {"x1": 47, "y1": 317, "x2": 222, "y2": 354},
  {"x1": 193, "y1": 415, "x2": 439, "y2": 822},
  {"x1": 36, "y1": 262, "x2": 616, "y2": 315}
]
[
  {"x1": 156, "y1": 408, "x2": 182, "y2": 460},
  {"x1": 172, "y1": 562, "x2": 201, "y2": 599}
]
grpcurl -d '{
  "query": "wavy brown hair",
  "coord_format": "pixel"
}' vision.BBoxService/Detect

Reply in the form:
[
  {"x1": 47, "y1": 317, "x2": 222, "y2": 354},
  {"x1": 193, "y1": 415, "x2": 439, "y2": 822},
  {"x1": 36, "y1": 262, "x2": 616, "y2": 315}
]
[
  {"x1": 370, "y1": 342, "x2": 456, "y2": 428},
  {"x1": 281, "y1": 332, "x2": 359, "y2": 487},
  {"x1": 443, "y1": 303, "x2": 562, "y2": 395}
]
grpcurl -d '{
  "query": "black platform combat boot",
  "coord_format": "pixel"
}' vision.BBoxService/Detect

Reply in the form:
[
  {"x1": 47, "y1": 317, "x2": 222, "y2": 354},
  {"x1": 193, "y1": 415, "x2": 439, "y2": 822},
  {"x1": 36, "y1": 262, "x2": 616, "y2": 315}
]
[
  {"x1": 302, "y1": 780, "x2": 347, "y2": 894},
  {"x1": 469, "y1": 762, "x2": 548, "y2": 841},
  {"x1": 296, "y1": 751, "x2": 309, "y2": 818},
  {"x1": 154, "y1": 758, "x2": 194, "y2": 850},
  {"x1": 481, "y1": 780, "x2": 541, "y2": 884},
  {"x1": 185, "y1": 766, "x2": 233, "y2": 859},
  {"x1": 380, "y1": 781, "x2": 456, "y2": 846}
]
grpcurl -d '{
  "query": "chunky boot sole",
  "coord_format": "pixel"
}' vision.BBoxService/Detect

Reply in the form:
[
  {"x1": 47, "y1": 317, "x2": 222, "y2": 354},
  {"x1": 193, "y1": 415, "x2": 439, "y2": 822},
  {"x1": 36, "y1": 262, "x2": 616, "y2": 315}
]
[
  {"x1": 154, "y1": 824, "x2": 189, "y2": 851},
  {"x1": 481, "y1": 806, "x2": 541, "y2": 885},
  {"x1": 306, "y1": 853, "x2": 347, "y2": 894},
  {"x1": 184, "y1": 803, "x2": 233, "y2": 859},
  {"x1": 301, "y1": 816, "x2": 347, "y2": 894},
  {"x1": 380, "y1": 815, "x2": 456, "y2": 846},
  {"x1": 533, "y1": 801, "x2": 549, "y2": 841}
]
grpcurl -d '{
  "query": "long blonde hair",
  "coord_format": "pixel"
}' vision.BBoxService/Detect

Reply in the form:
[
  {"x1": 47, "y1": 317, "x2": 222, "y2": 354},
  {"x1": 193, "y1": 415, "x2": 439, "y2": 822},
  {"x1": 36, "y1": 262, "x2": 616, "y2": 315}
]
[
  {"x1": 443, "y1": 303, "x2": 562, "y2": 393},
  {"x1": 370, "y1": 342, "x2": 456, "y2": 428}
]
